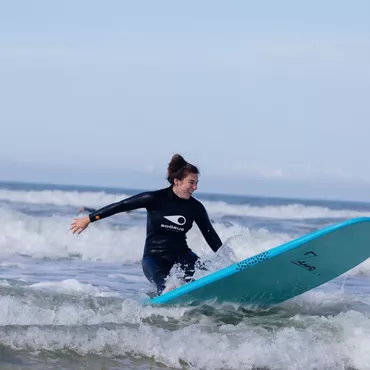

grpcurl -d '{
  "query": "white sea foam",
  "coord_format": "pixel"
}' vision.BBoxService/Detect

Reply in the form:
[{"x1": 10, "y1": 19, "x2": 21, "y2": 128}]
[
  {"x1": 0, "y1": 188, "x2": 128, "y2": 208},
  {"x1": 29, "y1": 278, "x2": 119, "y2": 297},
  {"x1": 0, "y1": 208, "x2": 145, "y2": 261},
  {"x1": 0, "y1": 303, "x2": 369, "y2": 370},
  {"x1": 203, "y1": 200, "x2": 368, "y2": 219}
]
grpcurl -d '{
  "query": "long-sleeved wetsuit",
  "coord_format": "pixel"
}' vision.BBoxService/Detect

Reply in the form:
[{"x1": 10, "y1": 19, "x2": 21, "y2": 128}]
[{"x1": 89, "y1": 186, "x2": 222, "y2": 294}]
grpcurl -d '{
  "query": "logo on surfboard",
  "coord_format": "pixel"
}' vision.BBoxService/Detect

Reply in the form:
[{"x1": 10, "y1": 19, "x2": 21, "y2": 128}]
[{"x1": 291, "y1": 251, "x2": 317, "y2": 272}]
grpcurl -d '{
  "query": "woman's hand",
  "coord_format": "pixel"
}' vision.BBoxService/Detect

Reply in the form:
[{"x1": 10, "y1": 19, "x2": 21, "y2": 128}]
[{"x1": 70, "y1": 216, "x2": 91, "y2": 234}]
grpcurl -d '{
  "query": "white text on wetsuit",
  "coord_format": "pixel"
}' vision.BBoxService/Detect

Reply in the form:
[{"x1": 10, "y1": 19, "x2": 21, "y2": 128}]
[{"x1": 160, "y1": 224, "x2": 184, "y2": 232}]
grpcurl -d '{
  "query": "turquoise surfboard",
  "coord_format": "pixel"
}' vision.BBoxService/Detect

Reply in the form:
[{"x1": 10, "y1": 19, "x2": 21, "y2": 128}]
[{"x1": 150, "y1": 217, "x2": 370, "y2": 306}]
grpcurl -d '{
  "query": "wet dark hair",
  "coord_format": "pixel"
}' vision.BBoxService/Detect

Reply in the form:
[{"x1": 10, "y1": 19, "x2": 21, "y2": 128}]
[{"x1": 166, "y1": 154, "x2": 199, "y2": 185}]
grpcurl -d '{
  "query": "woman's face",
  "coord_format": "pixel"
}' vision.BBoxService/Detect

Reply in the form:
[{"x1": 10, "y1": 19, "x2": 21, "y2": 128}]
[{"x1": 173, "y1": 173, "x2": 198, "y2": 199}]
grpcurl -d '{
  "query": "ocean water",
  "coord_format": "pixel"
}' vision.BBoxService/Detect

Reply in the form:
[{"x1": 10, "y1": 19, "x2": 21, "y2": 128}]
[{"x1": 1, "y1": 181, "x2": 370, "y2": 370}]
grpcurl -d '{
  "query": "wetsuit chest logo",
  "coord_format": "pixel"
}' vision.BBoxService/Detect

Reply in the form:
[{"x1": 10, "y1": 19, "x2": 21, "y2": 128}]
[
  {"x1": 161, "y1": 215, "x2": 187, "y2": 232},
  {"x1": 163, "y1": 215, "x2": 186, "y2": 225}
]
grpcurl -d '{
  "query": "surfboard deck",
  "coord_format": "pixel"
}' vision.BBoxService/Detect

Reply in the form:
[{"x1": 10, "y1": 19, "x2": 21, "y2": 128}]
[{"x1": 148, "y1": 217, "x2": 370, "y2": 306}]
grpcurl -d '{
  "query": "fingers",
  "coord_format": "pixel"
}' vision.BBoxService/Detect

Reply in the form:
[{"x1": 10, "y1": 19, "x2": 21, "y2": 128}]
[
  {"x1": 71, "y1": 226, "x2": 83, "y2": 234},
  {"x1": 70, "y1": 220, "x2": 82, "y2": 234},
  {"x1": 70, "y1": 217, "x2": 89, "y2": 234},
  {"x1": 70, "y1": 225, "x2": 79, "y2": 234}
]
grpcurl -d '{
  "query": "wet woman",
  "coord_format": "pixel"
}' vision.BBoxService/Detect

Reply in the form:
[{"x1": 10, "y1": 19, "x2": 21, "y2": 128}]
[{"x1": 70, "y1": 154, "x2": 222, "y2": 295}]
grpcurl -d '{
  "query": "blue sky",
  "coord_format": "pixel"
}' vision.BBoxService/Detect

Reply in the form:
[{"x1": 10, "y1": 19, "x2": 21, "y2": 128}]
[{"x1": 1, "y1": 1, "x2": 370, "y2": 201}]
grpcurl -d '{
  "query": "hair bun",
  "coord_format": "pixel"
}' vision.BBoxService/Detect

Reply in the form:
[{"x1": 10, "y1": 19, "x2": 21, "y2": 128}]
[{"x1": 168, "y1": 154, "x2": 187, "y2": 173}]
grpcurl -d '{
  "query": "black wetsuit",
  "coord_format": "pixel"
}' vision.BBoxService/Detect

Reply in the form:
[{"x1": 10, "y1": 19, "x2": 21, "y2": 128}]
[{"x1": 89, "y1": 186, "x2": 222, "y2": 294}]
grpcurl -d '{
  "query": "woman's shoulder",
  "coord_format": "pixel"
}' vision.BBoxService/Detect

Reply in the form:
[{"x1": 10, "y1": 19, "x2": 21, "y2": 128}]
[
  {"x1": 141, "y1": 187, "x2": 170, "y2": 200},
  {"x1": 189, "y1": 196, "x2": 205, "y2": 209}
]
